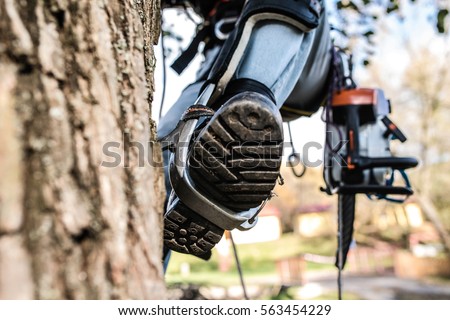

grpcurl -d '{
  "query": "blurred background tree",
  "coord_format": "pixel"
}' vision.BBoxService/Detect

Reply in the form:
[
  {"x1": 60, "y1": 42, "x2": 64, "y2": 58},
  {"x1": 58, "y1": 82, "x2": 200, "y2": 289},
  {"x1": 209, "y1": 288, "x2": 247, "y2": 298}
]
[{"x1": 356, "y1": 1, "x2": 450, "y2": 251}]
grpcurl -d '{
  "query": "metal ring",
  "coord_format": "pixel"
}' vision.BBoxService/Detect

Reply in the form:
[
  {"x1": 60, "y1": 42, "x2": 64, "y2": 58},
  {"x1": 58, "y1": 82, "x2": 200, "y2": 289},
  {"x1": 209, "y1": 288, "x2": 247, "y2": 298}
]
[
  {"x1": 288, "y1": 153, "x2": 307, "y2": 178},
  {"x1": 214, "y1": 17, "x2": 238, "y2": 40}
]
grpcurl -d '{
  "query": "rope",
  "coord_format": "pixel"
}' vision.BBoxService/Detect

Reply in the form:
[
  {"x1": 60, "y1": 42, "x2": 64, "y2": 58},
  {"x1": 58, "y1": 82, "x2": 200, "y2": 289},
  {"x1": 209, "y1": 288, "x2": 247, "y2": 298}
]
[
  {"x1": 337, "y1": 194, "x2": 344, "y2": 300},
  {"x1": 229, "y1": 232, "x2": 249, "y2": 300}
]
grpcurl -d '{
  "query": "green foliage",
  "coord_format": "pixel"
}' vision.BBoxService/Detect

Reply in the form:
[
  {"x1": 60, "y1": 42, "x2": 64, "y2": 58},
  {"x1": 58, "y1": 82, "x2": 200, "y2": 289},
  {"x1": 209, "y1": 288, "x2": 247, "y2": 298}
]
[
  {"x1": 336, "y1": 0, "x2": 360, "y2": 11},
  {"x1": 334, "y1": 0, "x2": 448, "y2": 66},
  {"x1": 336, "y1": 0, "x2": 447, "y2": 34},
  {"x1": 269, "y1": 286, "x2": 296, "y2": 300},
  {"x1": 386, "y1": 0, "x2": 400, "y2": 14},
  {"x1": 437, "y1": 9, "x2": 449, "y2": 33},
  {"x1": 166, "y1": 234, "x2": 336, "y2": 286}
]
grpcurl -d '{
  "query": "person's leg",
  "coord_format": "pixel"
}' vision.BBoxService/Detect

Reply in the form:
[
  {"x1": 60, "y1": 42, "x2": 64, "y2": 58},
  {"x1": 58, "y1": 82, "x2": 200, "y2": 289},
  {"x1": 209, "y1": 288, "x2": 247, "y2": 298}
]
[
  {"x1": 235, "y1": 22, "x2": 315, "y2": 108},
  {"x1": 159, "y1": 13, "x2": 331, "y2": 139},
  {"x1": 283, "y1": 12, "x2": 332, "y2": 117},
  {"x1": 181, "y1": 20, "x2": 319, "y2": 214},
  {"x1": 160, "y1": 1, "x2": 329, "y2": 260}
]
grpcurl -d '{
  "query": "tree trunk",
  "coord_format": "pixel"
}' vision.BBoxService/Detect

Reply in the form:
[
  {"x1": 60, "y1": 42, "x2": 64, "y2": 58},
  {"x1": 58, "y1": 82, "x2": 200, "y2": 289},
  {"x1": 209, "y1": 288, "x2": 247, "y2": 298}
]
[
  {"x1": 0, "y1": 0, "x2": 166, "y2": 299},
  {"x1": 417, "y1": 194, "x2": 450, "y2": 255}
]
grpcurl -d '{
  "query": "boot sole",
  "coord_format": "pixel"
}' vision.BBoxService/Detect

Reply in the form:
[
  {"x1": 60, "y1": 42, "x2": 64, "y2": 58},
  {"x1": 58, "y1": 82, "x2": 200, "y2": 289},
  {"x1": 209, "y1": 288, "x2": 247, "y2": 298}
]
[
  {"x1": 189, "y1": 92, "x2": 283, "y2": 211},
  {"x1": 163, "y1": 92, "x2": 283, "y2": 259},
  {"x1": 163, "y1": 197, "x2": 224, "y2": 260}
]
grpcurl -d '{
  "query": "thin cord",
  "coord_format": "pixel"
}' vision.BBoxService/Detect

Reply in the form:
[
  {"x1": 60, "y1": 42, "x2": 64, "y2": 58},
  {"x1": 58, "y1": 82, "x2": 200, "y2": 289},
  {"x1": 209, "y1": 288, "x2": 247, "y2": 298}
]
[
  {"x1": 287, "y1": 122, "x2": 296, "y2": 153},
  {"x1": 322, "y1": 47, "x2": 348, "y2": 193},
  {"x1": 229, "y1": 232, "x2": 249, "y2": 300},
  {"x1": 323, "y1": 47, "x2": 345, "y2": 153},
  {"x1": 159, "y1": 8, "x2": 201, "y2": 121},
  {"x1": 182, "y1": 3, "x2": 201, "y2": 26},
  {"x1": 337, "y1": 194, "x2": 344, "y2": 300}
]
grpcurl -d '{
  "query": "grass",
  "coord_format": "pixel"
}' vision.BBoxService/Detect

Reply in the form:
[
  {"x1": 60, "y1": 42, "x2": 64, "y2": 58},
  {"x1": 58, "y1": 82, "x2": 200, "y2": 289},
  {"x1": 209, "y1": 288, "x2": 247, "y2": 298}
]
[
  {"x1": 424, "y1": 275, "x2": 450, "y2": 286},
  {"x1": 166, "y1": 233, "x2": 336, "y2": 286}
]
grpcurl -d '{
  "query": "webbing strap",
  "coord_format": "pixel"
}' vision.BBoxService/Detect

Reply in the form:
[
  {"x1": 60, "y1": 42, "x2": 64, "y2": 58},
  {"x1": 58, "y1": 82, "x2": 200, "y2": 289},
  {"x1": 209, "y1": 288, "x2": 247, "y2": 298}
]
[{"x1": 171, "y1": 26, "x2": 211, "y2": 75}]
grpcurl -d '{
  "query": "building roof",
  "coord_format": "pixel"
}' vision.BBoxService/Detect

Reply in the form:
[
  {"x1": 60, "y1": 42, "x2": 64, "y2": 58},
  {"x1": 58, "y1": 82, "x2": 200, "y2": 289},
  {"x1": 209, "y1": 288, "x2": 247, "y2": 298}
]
[{"x1": 296, "y1": 203, "x2": 332, "y2": 214}]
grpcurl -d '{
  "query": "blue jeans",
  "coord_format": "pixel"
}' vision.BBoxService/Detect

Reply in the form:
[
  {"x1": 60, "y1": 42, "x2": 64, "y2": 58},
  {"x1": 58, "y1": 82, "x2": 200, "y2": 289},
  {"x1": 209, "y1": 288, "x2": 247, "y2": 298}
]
[{"x1": 158, "y1": 15, "x2": 331, "y2": 139}]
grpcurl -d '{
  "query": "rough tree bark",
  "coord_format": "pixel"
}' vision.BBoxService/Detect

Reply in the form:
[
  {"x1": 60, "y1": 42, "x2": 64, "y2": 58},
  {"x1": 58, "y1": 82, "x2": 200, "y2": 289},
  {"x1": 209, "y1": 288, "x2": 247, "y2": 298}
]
[{"x1": 0, "y1": 0, "x2": 166, "y2": 299}]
